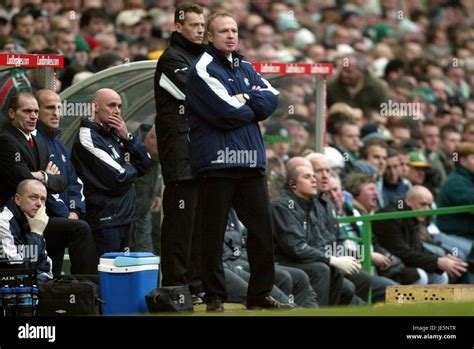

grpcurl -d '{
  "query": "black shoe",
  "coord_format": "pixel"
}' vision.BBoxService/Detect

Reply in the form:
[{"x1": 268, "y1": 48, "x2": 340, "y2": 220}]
[
  {"x1": 206, "y1": 298, "x2": 224, "y2": 312},
  {"x1": 192, "y1": 293, "x2": 204, "y2": 305},
  {"x1": 247, "y1": 296, "x2": 295, "y2": 310}
]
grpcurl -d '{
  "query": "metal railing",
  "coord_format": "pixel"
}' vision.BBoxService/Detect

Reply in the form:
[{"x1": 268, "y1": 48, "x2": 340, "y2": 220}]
[{"x1": 336, "y1": 204, "x2": 474, "y2": 304}]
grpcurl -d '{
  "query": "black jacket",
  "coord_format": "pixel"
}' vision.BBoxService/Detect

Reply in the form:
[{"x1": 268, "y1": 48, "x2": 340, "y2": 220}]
[
  {"x1": 71, "y1": 119, "x2": 152, "y2": 229},
  {"x1": 373, "y1": 202, "x2": 440, "y2": 273},
  {"x1": 154, "y1": 32, "x2": 205, "y2": 184},
  {"x1": 0, "y1": 124, "x2": 67, "y2": 206},
  {"x1": 223, "y1": 209, "x2": 249, "y2": 263},
  {"x1": 272, "y1": 189, "x2": 331, "y2": 264}
]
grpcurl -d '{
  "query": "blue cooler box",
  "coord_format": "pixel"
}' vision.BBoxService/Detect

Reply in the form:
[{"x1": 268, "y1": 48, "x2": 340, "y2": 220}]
[{"x1": 98, "y1": 252, "x2": 160, "y2": 315}]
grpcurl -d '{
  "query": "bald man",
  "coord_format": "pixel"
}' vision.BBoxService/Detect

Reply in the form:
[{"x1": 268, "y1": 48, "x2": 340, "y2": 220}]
[
  {"x1": 0, "y1": 179, "x2": 53, "y2": 281},
  {"x1": 71, "y1": 88, "x2": 153, "y2": 255},
  {"x1": 35, "y1": 89, "x2": 85, "y2": 219},
  {"x1": 373, "y1": 185, "x2": 468, "y2": 284}
]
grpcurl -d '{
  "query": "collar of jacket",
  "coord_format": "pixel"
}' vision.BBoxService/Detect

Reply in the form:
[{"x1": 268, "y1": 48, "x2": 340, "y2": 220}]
[
  {"x1": 390, "y1": 200, "x2": 423, "y2": 226},
  {"x1": 170, "y1": 31, "x2": 205, "y2": 57},
  {"x1": 81, "y1": 118, "x2": 112, "y2": 137},
  {"x1": 206, "y1": 43, "x2": 244, "y2": 69},
  {"x1": 6, "y1": 198, "x2": 29, "y2": 233},
  {"x1": 382, "y1": 178, "x2": 404, "y2": 189},
  {"x1": 36, "y1": 120, "x2": 61, "y2": 140},
  {"x1": 352, "y1": 199, "x2": 370, "y2": 215},
  {"x1": 455, "y1": 165, "x2": 474, "y2": 181},
  {"x1": 283, "y1": 188, "x2": 315, "y2": 212}
]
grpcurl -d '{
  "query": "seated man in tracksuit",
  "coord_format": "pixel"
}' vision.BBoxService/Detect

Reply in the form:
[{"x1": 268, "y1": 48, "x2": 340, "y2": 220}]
[
  {"x1": 0, "y1": 179, "x2": 53, "y2": 281},
  {"x1": 272, "y1": 165, "x2": 364, "y2": 306},
  {"x1": 223, "y1": 208, "x2": 319, "y2": 308},
  {"x1": 71, "y1": 88, "x2": 153, "y2": 255}
]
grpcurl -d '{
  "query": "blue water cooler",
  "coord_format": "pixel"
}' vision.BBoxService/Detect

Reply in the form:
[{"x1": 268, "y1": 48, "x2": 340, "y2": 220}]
[{"x1": 98, "y1": 252, "x2": 160, "y2": 315}]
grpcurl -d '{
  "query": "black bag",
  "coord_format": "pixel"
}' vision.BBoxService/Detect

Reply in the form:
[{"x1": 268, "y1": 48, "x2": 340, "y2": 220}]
[
  {"x1": 38, "y1": 275, "x2": 102, "y2": 316},
  {"x1": 377, "y1": 247, "x2": 406, "y2": 278},
  {"x1": 146, "y1": 286, "x2": 193, "y2": 313}
]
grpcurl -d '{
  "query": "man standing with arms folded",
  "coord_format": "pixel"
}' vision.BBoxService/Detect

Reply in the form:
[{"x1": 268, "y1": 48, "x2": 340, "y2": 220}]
[
  {"x1": 154, "y1": 2, "x2": 205, "y2": 299},
  {"x1": 186, "y1": 12, "x2": 291, "y2": 311}
]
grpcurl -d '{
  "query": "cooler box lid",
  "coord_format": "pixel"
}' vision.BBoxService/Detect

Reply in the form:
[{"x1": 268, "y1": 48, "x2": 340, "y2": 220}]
[{"x1": 100, "y1": 252, "x2": 160, "y2": 267}]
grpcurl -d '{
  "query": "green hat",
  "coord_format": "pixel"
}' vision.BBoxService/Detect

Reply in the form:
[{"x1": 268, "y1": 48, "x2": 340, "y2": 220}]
[
  {"x1": 375, "y1": 23, "x2": 395, "y2": 41},
  {"x1": 75, "y1": 35, "x2": 90, "y2": 53},
  {"x1": 409, "y1": 151, "x2": 431, "y2": 168}
]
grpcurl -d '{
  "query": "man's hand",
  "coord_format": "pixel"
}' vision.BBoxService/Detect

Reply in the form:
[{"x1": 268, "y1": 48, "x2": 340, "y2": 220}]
[
  {"x1": 45, "y1": 161, "x2": 60, "y2": 175},
  {"x1": 329, "y1": 256, "x2": 361, "y2": 275},
  {"x1": 234, "y1": 94, "x2": 246, "y2": 104},
  {"x1": 31, "y1": 171, "x2": 45, "y2": 182},
  {"x1": 437, "y1": 256, "x2": 468, "y2": 278},
  {"x1": 108, "y1": 114, "x2": 129, "y2": 140},
  {"x1": 372, "y1": 252, "x2": 391, "y2": 271},
  {"x1": 150, "y1": 196, "x2": 161, "y2": 213},
  {"x1": 26, "y1": 205, "x2": 49, "y2": 235},
  {"x1": 68, "y1": 211, "x2": 79, "y2": 220}
]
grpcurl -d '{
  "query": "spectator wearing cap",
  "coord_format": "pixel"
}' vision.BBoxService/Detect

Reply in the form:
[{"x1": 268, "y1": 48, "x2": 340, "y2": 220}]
[
  {"x1": 324, "y1": 146, "x2": 345, "y2": 176},
  {"x1": 265, "y1": 123, "x2": 291, "y2": 163},
  {"x1": 74, "y1": 35, "x2": 90, "y2": 67},
  {"x1": 383, "y1": 148, "x2": 409, "y2": 206},
  {"x1": 115, "y1": 9, "x2": 147, "y2": 42},
  {"x1": 328, "y1": 53, "x2": 389, "y2": 114},
  {"x1": 437, "y1": 143, "x2": 474, "y2": 241},
  {"x1": 30, "y1": 7, "x2": 50, "y2": 36},
  {"x1": 275, "y1": 12, "x2": 301, "y2": 60},
  {"x1": 359, "y1": 122, "x2": 390, "y2": 143},
  {"x1": 407, "y1": 150, "x2": 431, "y2": 186}
]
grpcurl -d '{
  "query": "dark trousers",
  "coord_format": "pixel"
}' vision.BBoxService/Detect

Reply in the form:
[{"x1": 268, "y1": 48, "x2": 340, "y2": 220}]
[
  {"x1": 278, "y1": 261, "x2": 343, "y2": 306},
  {"x1": 224, "y1": 263, "x2": 289, "y2": 305},
  {"x1": 199, "y1": 175, "x2": 275, "y2": 303},
  {"x1": 276, "y1": 265, "x2": 319, "y2": 308},
  {"x1": 44, "y1": 218, "x2": 98, "y2": 278},
  {"x1": 160, "y1": 179, "x2": 202, "y2": 294},
  {"x1": 340, "y1": 274, "x2": 370, "y2": 305},
  {"x1": 92, "y1": 223, "x2": 132, "y2": 256}
]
